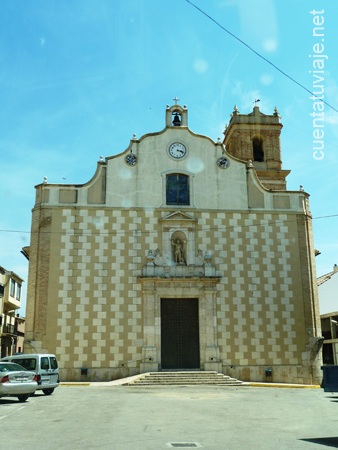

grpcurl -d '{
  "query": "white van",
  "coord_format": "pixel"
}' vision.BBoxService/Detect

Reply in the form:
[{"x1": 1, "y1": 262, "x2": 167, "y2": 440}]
[{"x1": 1, "y1": 354, "x2": 59, "y2": 395}]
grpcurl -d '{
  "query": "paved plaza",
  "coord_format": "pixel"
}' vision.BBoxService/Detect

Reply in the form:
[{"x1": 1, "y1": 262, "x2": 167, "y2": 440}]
[{"x1": 1, "y1": 384, "x2": 337, "y2": 449}]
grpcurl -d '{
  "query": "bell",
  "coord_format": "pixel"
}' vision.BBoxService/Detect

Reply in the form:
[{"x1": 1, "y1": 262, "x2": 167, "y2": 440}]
[{"x1": 172, "y1": 113, "x2": 181, "y2": 126}]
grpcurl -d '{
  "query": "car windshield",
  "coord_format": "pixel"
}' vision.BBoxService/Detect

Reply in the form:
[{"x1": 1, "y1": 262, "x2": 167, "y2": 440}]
[
  {"x1": 0, "y1": 362, "x2": 27, "y2": 372},
  {"x1": 9, "y1": 358, "x2": 37, "y2": 370}
]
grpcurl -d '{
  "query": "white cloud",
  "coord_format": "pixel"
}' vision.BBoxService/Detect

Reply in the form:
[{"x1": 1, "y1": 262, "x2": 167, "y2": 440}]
[
  {"x1": 259, "y1": 73, "x2": 274, "y2": 86},
  {"x1": 235, "y1": 0, "x2": 279, "y2": 53},
  {"x1": 325, "y1": 111, "x2": 338, "y2": 126},
  {"x1": 193, "y1": 59, "x2": 209, "y2": 74},
  {"x1": 230, "y1": 82, "x2": 263, "y2": 112},
  {"x1": 262, "y1": 39, "x2": 278, "y2": 53}
]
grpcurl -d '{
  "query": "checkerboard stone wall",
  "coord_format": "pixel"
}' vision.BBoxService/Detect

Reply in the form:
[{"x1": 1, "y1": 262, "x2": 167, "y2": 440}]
[
  {"x1": 209, "y1": 212, "x2": 300, "y2": 366},
  {"x1": 55, "y1": 208, "x2": 147, "y2": 372},
  {"x1": 51, "y1": 207, "x2": 305, "y2": 379}
]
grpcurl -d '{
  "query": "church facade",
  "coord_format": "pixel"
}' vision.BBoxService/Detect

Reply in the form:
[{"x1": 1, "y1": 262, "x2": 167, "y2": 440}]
[{"x1": 24, "y1": 102, "x2": 323, "y2": 384}]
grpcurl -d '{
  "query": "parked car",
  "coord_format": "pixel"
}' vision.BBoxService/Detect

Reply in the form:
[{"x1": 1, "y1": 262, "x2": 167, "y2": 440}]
[
  {"x1": 0, "y1": 362, "x2": 37, "y2": 402},
  {"x1": 1, "y1": 354, "x2": 59, "y2": 395}
]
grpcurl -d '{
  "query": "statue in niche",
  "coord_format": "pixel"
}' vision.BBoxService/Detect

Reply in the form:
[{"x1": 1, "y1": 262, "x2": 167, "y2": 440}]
[{"x1": 171, "y1": 237, "x2": 186, "y2": 265}]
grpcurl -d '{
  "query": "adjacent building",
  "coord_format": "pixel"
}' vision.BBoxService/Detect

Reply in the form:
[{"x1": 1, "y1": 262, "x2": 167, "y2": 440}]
[
  {"x1": 318, "y1": 265, "x2": 338, "y2": 365},
  {"x1": 24, "y1": 102, "x2": 322, "y2": 383},
  {"x1": 321, "y1": 312, "x2": 338, "y2": 365},
  {"x1": 0, "y1": 266, "x2": 24, "y2": 358}
]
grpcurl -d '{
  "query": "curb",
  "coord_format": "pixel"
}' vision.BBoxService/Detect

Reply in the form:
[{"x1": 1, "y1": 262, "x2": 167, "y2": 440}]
[
  {"x1": 249, "y1": 382, "x2": 320, "y2": 389},
  {"x1": 60, "y1": 381, "x2": 321, "y2": 389}
]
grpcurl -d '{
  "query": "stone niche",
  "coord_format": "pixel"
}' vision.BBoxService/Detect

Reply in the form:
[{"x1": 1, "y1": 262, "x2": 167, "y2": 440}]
[{"x1": 142, "y1": 211, "x2": 216, "y2": 278}]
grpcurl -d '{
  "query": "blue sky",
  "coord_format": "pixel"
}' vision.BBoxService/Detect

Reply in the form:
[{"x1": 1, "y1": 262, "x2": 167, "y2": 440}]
[{"x1": 1, "y1": 0, "x2": 337, "y2": 314}]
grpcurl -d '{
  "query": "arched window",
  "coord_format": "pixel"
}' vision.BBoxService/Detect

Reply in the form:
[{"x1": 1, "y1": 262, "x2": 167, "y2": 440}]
[
  {"x1": 166, "y1": 174, "x2": 189, "y2": 205},
  {"x1": 172, "y1": 112, "x2": 182, "y2": 126},
  {"x1": 253, "y1": 137, "x2": 264, "y2": 162}
]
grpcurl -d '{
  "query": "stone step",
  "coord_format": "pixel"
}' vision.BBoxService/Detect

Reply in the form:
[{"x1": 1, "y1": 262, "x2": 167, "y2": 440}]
[
  {"x1": 138, "y1": 377, "x2": 239, "y2": 382},
  {"x1": 128, "y1": 380, "x2": 243, "y2": 386},
  {"x1": 146, "y1": 371, "x2": 225, "y2": 376},
  {"x1": 133, "y1": 378, "x2": 243, "y2": 383},
  {"x1": 124, "y1": 371, "x2": 246, "y2": 386}
]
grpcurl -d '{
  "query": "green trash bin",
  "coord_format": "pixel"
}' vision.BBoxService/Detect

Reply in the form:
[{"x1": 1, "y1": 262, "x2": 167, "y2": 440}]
[{"x1": 321, "y1": 365, "x2": 338, "y2": 392}]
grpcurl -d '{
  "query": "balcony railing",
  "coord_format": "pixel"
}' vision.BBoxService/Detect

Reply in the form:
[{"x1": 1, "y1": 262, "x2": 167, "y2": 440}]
[{"x1": 2, "y1": 324, "x2": 16, "y2": 335}]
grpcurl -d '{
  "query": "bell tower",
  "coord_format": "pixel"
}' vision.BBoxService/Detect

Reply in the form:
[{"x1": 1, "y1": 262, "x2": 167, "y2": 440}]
[
  {"x1": 223, "y1": 105, "x2": 290, "y2": 190},
  {"x1": 165, "y1": 99, "x2": 188, "y2": 128}
]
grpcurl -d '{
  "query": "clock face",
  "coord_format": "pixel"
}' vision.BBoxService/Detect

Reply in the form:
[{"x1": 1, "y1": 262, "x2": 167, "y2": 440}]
[{"x1": 168, "y1": 142, "x2": 187, "y2": 159}]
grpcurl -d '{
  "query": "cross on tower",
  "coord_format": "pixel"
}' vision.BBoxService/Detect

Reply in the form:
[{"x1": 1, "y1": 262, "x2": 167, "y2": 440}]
[{"x1": 173, "y1": 96, "x2": 180, "y2": 105}]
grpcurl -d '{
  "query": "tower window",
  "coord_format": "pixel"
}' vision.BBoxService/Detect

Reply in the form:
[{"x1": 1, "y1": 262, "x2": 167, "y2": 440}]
[
  {"x1": 253, "y1": 137, "x2": 264, "y2": 162},
  {"x1": 166, "y1": 174, "x2": 189, "y2": 205}
]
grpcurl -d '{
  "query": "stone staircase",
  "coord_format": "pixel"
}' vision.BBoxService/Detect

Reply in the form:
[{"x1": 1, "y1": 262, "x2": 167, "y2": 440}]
[{"x1": 124, "y1": 371, "x2": 246, "y2": 386}]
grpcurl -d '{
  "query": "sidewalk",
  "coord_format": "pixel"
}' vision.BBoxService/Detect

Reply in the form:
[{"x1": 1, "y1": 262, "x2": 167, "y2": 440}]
[{"x1": 60, "y1": 373, "x2": 321, "y2": 389}]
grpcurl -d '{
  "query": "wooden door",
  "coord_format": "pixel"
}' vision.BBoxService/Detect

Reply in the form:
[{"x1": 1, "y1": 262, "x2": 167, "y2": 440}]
[{"x1": 161, "y1": 298, "x2": 200, "y2": 370}]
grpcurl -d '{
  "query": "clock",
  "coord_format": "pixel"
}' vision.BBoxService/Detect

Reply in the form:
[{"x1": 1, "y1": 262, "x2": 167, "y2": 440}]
[
  {"x1": 168, "y1": 142, "x2": 187, "y2": 159},
  {"x1": 217, "y1": 157, "x2": 230, "y2": 169}
]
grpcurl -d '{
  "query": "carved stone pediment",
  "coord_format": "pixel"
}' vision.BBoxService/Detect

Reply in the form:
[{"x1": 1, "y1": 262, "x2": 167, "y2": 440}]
[{"x1": 160, "y1": 210, "x2": 197, "y2": 224}]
